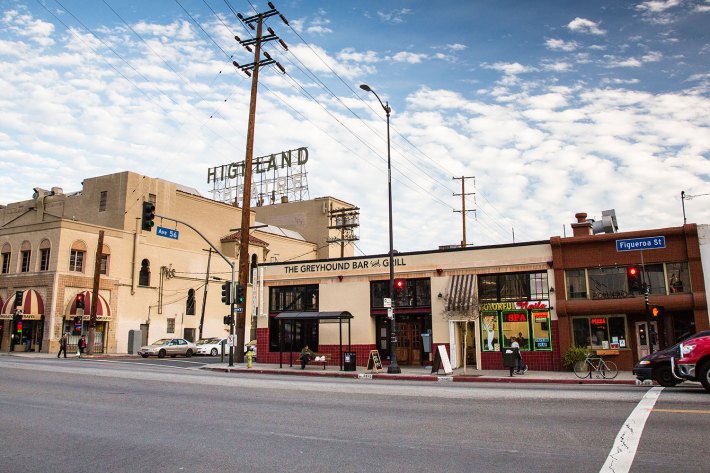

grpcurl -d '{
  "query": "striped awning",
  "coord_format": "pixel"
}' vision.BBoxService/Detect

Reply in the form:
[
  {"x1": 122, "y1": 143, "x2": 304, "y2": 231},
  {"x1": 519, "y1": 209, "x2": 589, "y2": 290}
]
[
  {"x1": 66, "y1": 291, "x2": 112, "y2": 321},
  {"x1": 446, "y1": 274, "x2": 475, "y2": 312},
  {"x1": 1, "y1": 289, "x2": 45, "y2": 320}
]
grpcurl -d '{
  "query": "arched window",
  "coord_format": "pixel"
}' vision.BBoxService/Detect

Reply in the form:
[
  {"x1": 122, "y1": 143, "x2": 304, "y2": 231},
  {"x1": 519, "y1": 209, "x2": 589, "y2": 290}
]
[
  {"x1": 186, "y1": 289, "x2": 196, "y2": 315},
  {"x1": 250, "y1": 253, "x2": 258, "y2": 283},
  {"x1": 100, "y1": 244, "x2": 111, "y2": 276},
  {"x1": 2, "y1": 243, "x2": 11, "y2": 274},
  {"x1": 139, "y1": 259, "x2": 151, "y2": 286},
  {"x1": 20, "y1": 240, "x2": 31, "y2": 272},
  {"x1": 39, "y1": 239, "x2": 51, "y2": 271},
  {"x1": 70, "y1": 241, "x2": 87, "y2": 272}
]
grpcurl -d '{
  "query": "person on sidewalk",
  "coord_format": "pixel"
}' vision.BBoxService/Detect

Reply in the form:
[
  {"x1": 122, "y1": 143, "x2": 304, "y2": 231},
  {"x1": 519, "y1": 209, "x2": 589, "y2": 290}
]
[
  {"x1": 57, "y1": 332, "x2": 69, "y2": 358},
  {"x1": 78, "y1": 335, "x2": 87, "y2": 358},
  {"x1": 511, "y1": 337, "x2": 527, "y2": 374},
  {"x1": 299, "y1": 345, "x2": 313, "y2": 369}
]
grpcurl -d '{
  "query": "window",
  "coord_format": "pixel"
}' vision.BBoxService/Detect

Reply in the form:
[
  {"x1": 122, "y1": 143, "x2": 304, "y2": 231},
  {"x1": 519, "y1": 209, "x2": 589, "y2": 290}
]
[
  {"x1": 167, "y1": 318, "x2": 175, "y2": 334},
  {"x1": 250, "y1": 253, "x2": 258, "y2": 283},
  {"x1": 501, "y1": 311, "x2": 531, "y2": 349},
  {"x1": 99, "y1": 191, "x2": 107, "y2": 211},
  {"x1": 269, "y1": 285, "x2": 318, "y2": 312},
  {"x1": 369, "y1": 278, "x2": 431, "y2": 308},
  {"x1": 667, "y1": 262, "x2": 690, "y2": 294},
  {"x1": 588, "y1": 267, "x2": 627, "y2": 299},
  {"x1": 478, "y1": 275, "x2": 497, "y2": 302},
  {"x1": 644, "y1": 264, "x2": 665, "y2": 295},
  {"x1": 268, "y1": 318, "x2": 319, "y2": 353},
  {"x1": 477, "y1": 271, "x2": 549, "y2": 302},
  {"x1": 481, "y1": 312, "x2": 500, "y2": 352},
  {"x1": 529, "y1": 273, "x2": 550, "y2": 300},
  {"x1": 100, "y1": 255, "x2": 109, "y2": 275},
  {"x1": 21, "y1": 250, "x2": 31, "y2": 272},
  {"x1": 40, "y1": 248, "x2": 50, "y2": 271},
  {"x1": 531, "y1": 311, "x2": 552, "y2": 350},
  {"x1": 148, "y1": 193, "x2": 156, "y2": 204},
  {"x1": 70, "y1": 250, "x2": 85, "y2": 272},
  {"x1": 571, "y1": 315, "x2": 628, "y2": 349},
  {"x1": 186, "y1": 289, "x2": 195, "y2": 315},
  {"x1": 139, "y1": 259, "x2": 150, "y2": 286},
  {"x1": 565, "y1": 269, "x2": 587, "y2": 299},
  {"x1": 1, "y1": 252, "x2": 9, "y2": 274}
]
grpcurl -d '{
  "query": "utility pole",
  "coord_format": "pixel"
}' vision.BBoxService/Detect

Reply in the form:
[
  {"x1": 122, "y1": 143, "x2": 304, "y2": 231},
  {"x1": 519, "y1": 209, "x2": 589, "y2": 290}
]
[
  {"x1": 87, "y1": 230, "x2": 104, "y2": 355},
  {"x1": 233, "y1": 2, "x2": 288, "y2": 362},
  {"x1": 198, "y1": 248, "x2": 213, "y2": 340},
  {"x1": 453, "y1": 176, "x2": 475, "y2": 247}
]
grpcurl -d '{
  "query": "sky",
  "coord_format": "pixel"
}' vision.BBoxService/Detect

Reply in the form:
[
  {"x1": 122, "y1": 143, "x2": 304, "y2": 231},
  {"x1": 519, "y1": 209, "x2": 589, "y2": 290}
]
[{"x1": 1, "y1": 0, "x2": 709, "y2": 258}]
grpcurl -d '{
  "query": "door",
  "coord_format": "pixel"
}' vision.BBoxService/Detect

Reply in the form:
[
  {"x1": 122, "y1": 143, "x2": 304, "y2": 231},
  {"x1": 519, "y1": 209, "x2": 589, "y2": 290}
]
[
  {"x1": 395, "y1": 321, "x2": 423, "y2": 365},
  {"x1": 635, "y1": 321, "x2": 659, "y2": 359}
]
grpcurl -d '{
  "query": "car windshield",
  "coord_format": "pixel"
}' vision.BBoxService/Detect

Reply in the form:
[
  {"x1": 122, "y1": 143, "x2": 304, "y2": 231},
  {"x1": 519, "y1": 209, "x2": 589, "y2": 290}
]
[
  {"x1": 196, "y1": 339, "x2": 214, "y2": 345},
  {"x1": 152, "y1": 339, "x2": 170, "y2": 346}
]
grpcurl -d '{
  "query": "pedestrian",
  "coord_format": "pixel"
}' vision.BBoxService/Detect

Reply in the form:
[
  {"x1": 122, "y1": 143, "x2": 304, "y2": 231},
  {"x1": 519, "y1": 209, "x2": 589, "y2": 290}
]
[
  {"x1": 57, "y1": 332, "x2": 69, "y2": 358},
  {"x1": 299, "y1": 344, "x2": 313, "y2": 369},
  {"x1": 511, "y1": 337, "x2": 527, "y2": 374},
  {"x1": 78, "y1": 335, "x2": 87, "y2": 358}
]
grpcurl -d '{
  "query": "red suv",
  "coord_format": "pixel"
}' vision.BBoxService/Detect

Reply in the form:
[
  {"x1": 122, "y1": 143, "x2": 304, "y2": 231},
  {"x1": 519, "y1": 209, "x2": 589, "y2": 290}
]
[{"x1": 672, "y1": 334, "x2": 710, "y2": 392}]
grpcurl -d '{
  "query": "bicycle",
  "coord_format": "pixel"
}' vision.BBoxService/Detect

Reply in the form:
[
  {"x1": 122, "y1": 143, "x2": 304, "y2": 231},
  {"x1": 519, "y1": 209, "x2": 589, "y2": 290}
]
[{"x1": 573, "y1": 353, "x2": 618, "y2": 379}]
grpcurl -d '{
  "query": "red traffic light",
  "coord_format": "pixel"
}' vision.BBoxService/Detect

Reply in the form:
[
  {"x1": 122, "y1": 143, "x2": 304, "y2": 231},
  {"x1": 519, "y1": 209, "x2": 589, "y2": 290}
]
[
  {"x1": 395, "y1": 279, "x2": 405, "y2": 289},
  {"x1": 75, "y1": 294, "x2": 85, "y2": 309},
  {"x1": 628, "y1": 267, "x2": 638, "y2": 276}
]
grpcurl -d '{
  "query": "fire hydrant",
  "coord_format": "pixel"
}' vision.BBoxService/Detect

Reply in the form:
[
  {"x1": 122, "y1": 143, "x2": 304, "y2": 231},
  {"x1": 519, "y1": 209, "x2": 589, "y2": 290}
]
[{"x1": 246, "y1": 349, "x2": 253, "y2": 368}]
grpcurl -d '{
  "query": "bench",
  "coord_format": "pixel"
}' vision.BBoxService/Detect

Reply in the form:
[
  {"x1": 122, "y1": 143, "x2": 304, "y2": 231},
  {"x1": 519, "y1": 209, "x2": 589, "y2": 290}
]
[{"x1": 303, "y1": 354, "x2": 331, "y2": 369}]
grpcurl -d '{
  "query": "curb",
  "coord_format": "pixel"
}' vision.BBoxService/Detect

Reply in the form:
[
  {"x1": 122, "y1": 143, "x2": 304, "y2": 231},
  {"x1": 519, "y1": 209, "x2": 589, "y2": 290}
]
[{"x1": 200, "y1": 366, "x2": 640, "y2": 385}]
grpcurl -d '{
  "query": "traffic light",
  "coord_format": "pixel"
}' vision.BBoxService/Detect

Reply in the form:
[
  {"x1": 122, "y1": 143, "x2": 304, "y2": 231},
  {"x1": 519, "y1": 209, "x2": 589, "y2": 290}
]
[
  {"x1": 141, "y1": 201, "x2": 156, "y2": 231},
  {"x1": 394, "y1": 279, "x2": 405, "y2": 293},
  {"x1": 221, "y1": 282, "x2": 231, "y2": 305},
  {"x1": 236, "y1": 284, "x2": 246, "y2": 304},
  {"x1": 75, "y1": 293, "x2": 85, "y2": 309},
  {"x1": 649, "y1": 305, "x2": 664, "y2": 318},
  {"x1": 627, "y1": 266, "x2": 642, "y2": 292},
  {"x1": 14, "y1": 290, "x2": 22, "y2": 307},
  {"x1": 223, "y1": 315, "x2": 233, "y2": 325}
]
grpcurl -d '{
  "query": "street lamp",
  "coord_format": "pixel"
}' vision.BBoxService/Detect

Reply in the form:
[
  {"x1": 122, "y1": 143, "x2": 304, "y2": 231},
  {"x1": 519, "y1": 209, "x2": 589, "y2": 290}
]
[{"x1": 360, "y1": 83, "x2": 401, "y2": 374}]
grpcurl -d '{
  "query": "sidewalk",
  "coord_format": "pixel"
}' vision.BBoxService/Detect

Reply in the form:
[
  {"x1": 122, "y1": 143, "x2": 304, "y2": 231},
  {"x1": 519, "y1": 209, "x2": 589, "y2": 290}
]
[{"x1": 1, "y1": 351, "x2": 645, "y2": 385}]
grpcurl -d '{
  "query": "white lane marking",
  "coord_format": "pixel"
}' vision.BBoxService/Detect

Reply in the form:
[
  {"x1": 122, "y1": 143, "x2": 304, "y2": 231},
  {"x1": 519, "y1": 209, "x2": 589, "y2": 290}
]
[{"x1": 600, "y1": 386, "x2": 663, "y2": 473}]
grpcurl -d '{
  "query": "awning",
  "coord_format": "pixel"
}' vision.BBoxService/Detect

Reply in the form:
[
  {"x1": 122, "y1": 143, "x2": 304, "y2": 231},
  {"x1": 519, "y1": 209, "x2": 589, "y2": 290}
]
[
  {"x1": 274, "y1": 311, "x2": 353, "y2": 322},
  {"x1": 66, "y1": 291, "x2": 112, "y2": 321},
  {"x1": 446, "y1": 274, "x2": 475, "y2": 312},
  {"x1": 1, "y1": 289, "x2": 45, "y2": 320}
]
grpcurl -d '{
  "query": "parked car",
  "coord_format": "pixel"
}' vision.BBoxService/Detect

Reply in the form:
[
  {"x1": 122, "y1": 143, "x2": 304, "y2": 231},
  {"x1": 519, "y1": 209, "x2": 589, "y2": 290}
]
[
  {"x1": 633, "y1": 330, "x2": 710, "y2": 386},
  {"x1": 672, "y1": 334, "x2": 710, "y2": 392},
  {"x1": 138, "y1": 338, "x2": 196, "y2": 358},
  {"x1": 195, "y1": 337, "x2": 227, "y2": 356}
]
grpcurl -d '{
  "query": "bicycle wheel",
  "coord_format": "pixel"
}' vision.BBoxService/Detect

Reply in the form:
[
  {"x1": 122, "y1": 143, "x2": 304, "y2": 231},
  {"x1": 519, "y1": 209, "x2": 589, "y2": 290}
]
[
  {"x1": 601, "y1": 361, "x2": 618, "y2": 379},
  {"x1": 573, "y1": 361, "x2": 591, "y2": 379}
]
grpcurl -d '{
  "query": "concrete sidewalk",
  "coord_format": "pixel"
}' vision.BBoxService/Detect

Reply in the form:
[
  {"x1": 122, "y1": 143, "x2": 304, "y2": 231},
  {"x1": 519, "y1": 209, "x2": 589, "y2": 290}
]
[{"x1": 1, "y1": 351, "x2": 646, "y2": 385}]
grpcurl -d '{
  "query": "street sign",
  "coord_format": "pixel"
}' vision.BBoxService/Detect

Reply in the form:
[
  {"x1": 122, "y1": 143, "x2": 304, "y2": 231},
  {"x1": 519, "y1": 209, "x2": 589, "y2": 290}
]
[
  {"x1": 156, "y1": 226, "x2": 179, "y2": 240},
  {"x1": 227, "y1": 335, "x2": 234, "y2": 346},
  {"x1": 616, "y1": 236, "x2": 666, "y2": 252},
  {"x1": 383, "y1": 298, "x2": 392, "y2": 308},
  {"x1": 236, "y1": 307, "x2": 243, "y2": 313},
  {"x1": 387, "y1": 308, "x2": 393, "y2": 319}
]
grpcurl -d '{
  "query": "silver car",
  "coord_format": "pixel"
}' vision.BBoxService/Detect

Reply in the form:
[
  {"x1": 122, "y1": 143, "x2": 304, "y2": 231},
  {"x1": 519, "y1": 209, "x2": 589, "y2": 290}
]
[{"x1": 138, "y1": 338, "x2": 196, "y2": 358}]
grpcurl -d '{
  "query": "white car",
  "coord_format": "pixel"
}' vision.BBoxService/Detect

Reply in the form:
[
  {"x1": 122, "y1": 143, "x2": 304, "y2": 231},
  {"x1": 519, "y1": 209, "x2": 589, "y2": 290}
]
[
  {"x1": 138, "y1": 338, "x2": 197, "y2": 358},
  {"x1": 195, "y1": 337, "x2": 228, "y2": 356}
]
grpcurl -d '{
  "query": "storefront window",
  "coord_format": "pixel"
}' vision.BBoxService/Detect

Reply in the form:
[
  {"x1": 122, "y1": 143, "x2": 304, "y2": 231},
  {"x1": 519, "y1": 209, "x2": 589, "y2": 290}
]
[
  {"x1": 571, "y1": 315, "x2": 628, "y2": 349},
  {"x1": 499, "y1": 274, "x2": 528, "y2": 301},
  {"x1": 480, "y1": 312, "x2": 499, "y2": 352},
  {"x1": 478, "y1": 275, "x2": 497, "y2": 302},
  {"x1": 529, "y1": 273, "x2": 549, "y2": 300},
  {"x1": 667, "y1": 262, "x2": 690, "y2": 294},
  {"x1": 531, "y1": 311, "x2": 552, "y2": 350},
  {"x1": 644, "y1": 264, "x2": 665, "y2": 295},
  {"x1": 270, "y1": 285, "x2": 319, "y2": 312},
  {"x1": 501, "y1": 311, "x2": 530, "y2": 349},
  {"x1": 478, "y1": 272, "x2": 548, "y2": 302},
  {"x1": 370, "y1": 278, "x2": 430, "y2": 308},
  {"x1": 565, "y1": 269, "x2": 587, "y2": 299},
  {"x1": 588, "y1": 267, "x2": 627, "y2": 299}
]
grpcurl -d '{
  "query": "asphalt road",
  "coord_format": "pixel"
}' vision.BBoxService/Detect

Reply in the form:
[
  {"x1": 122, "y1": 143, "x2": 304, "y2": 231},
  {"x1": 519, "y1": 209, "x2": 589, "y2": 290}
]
[{"x1": 0, "y1": 357, "x2": 707, "y2": 473}]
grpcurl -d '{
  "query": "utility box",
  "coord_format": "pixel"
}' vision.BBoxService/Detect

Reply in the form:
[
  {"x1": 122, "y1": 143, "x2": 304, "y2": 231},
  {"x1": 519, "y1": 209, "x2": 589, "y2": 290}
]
[
  {"x1": 127, "y1": 330, "x2": 142, "y2": 354},
  {"x1": 343, "y1": 351, "x2": 357, "y2": 371}
]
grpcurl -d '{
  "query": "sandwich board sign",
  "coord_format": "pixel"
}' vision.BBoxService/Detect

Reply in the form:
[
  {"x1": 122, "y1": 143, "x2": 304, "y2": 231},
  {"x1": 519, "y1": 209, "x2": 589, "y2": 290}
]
[{"x1": 431, "y1": 345, "x2": 453, "y2": 375}]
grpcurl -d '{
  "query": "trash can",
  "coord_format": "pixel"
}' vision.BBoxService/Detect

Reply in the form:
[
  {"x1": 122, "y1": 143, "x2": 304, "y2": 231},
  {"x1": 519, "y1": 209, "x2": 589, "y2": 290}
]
[
  {"x1": 421, "y1": 331, "x2": 432, "y2": 353},
  {"x1": 502, "y1": 347, "x2": 519, "y2": 376},
  {"x1": 343, "y1": 351, "x2": 356, "y2": 371}
]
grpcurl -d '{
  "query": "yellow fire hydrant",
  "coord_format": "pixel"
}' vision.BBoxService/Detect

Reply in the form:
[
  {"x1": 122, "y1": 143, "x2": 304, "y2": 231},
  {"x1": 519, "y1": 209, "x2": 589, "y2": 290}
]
[{"x1": 246, "y1": 349, "x2": 253, "y2": 368}]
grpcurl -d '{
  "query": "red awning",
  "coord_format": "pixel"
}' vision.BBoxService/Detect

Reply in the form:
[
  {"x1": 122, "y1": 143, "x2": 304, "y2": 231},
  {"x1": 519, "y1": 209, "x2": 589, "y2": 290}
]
[
  {"x1": 67, "y1": 291, "x2": 112, "y2": 319},
  {"x1": 1, "y1": 289, "x2": 45, "y2": 320}
]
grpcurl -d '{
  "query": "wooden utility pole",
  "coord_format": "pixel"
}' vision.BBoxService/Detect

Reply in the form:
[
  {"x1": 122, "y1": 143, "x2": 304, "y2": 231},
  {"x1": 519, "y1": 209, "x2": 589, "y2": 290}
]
[
  {"x1": 453, "y1": 176, "x2": 476, "y2": 247},
  {"x1": 233, "y1": 2, "x2": 288, "y2": 362},
  {"x1": 198, "y1": 248, "x2": 212, "y2": 340},
  {"x1": 88, "y1": 230, "x2": 104, "y2": 355}
]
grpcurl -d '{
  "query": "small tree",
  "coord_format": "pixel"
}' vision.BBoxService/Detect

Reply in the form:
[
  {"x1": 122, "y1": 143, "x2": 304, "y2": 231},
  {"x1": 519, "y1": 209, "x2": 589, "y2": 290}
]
[{"x1": 440, "y1": 289, "x2": 480, "y2": 374}]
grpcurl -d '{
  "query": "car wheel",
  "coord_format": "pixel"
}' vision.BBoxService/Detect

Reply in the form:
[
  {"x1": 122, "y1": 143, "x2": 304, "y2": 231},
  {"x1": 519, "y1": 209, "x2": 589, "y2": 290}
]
[
  {"x1": 158, "y1": 349, "x2": 166, "y2": 358},
  {"x1": 140, "y1": 354, "x2": 149, "y2": 358},
  {"x1": 210, "y1": 348, "x2": 218, "y2": 357},
  {"x1": 698, "y1": 361, "x2": 710, "y2": 392},
  {"x1": 654, "y1": 365, "x2": 681, "y2": 387},
  {"x1": 185, "y1": 349, "x2": 193, "y2": 358}
]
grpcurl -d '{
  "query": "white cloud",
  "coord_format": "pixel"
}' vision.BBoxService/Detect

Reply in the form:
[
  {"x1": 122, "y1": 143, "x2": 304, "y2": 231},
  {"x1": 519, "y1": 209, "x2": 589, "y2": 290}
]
[
  {"x1": 390, "y1": 51, "x2": 428, "y2": 64},
  {"x1": 635, "y1": 0, "x2": 682, "y2": 13},
  {"x1": 377, "y1": 8, "x2": 412, "y2": 24},
  {"x1": 566, "y1": 17, "x2": 606, "y2": 35},
  {"x1": 446, "y1": 43, "x2": 467, "y2": 51},
  {"x1": 482, "y1": 62, "x2": 533, "y2": 75},
  {"x1": 545, "y1": 38, "x2": 579, "y2": 52}
]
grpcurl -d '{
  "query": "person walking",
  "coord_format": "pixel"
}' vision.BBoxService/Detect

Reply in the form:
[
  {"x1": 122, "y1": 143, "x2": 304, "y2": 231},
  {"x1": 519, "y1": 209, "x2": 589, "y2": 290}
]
[
  {"x1": 511, "y1": 337, "x2": 527, "y2": 374},
  {"x1": 78, "y1": 335, "x2": 87, "y2": 358},
  {"x1": 57, "y1": 332, "x2": 69, "y2": 358}
]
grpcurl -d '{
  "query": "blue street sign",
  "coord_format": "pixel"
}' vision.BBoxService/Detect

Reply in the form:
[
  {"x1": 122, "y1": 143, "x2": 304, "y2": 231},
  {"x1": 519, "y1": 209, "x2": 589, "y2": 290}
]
[
  {"x1": 156, "y1": 226, "x2": 179, "y2": 240},
  {"x1": 616, "y1": 236, "x2": 666, "y2": 252}
]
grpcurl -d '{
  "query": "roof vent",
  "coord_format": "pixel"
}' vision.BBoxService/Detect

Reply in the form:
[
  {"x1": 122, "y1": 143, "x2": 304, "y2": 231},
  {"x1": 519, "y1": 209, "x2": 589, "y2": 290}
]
[{"x1": 591, "y1": 209, "x2": 618, "y2": 234}]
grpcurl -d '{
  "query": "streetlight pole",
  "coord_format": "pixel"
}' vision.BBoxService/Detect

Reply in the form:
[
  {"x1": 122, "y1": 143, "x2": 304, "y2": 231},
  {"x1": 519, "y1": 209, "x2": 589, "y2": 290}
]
[{"x1": 360, "y1": 84, "x2": 401, "y2": 374}]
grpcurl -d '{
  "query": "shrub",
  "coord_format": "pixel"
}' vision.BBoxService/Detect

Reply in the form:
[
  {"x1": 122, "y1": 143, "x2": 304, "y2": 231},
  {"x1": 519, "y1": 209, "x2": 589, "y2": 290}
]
[{"x1": 562, "y1": 345, "x2": 591, "y2": 370}]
